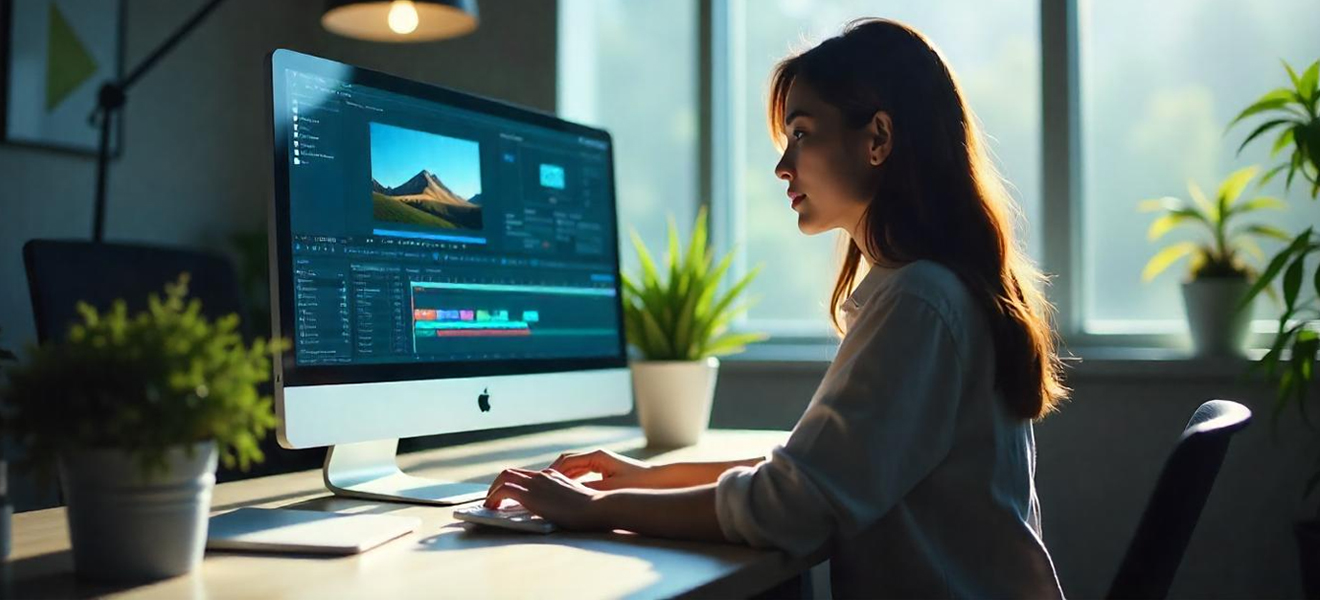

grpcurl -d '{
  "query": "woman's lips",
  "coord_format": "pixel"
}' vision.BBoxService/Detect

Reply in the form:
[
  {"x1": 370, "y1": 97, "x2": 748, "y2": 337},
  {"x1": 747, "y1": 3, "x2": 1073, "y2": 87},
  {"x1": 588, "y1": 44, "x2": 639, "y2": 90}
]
[{"x1": 788, "y1": 191, "x2": 805, "y2": 208}]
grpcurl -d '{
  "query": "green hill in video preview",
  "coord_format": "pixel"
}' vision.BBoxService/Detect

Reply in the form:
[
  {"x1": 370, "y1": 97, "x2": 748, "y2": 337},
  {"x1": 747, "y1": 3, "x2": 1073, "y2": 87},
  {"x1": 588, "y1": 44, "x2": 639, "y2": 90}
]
[
  {"x1": 371, "y1": 169, "x2": 483, "y2": 231},
  {"x1": 372, "y1": 192, "x2": 460, "y2": 229}
]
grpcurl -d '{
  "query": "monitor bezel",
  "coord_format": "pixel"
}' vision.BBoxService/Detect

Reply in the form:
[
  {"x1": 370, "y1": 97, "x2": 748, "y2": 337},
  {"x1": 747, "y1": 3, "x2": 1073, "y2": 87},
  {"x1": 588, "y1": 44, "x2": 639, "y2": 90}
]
[{"x1": 267, "y1": 49, "x2": 629, "y2": 388}]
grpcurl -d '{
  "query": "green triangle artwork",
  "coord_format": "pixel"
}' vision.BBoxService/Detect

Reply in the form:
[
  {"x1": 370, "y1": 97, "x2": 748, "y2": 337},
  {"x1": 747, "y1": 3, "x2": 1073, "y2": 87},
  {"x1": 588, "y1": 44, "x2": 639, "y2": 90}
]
[
  {"x1": 3, "y1": 0, "x2": 122, "y2": 154},
  {"x1": 44, "y1": 2, "x2": 98, "y2": 113}
]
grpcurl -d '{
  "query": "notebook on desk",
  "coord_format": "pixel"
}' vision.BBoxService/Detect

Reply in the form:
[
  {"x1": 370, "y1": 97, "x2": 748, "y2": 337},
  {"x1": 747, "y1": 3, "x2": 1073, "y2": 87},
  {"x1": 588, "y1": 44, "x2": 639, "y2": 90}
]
[{"x1": 207, "y1": 508, "x2": 421, "y2": 555}]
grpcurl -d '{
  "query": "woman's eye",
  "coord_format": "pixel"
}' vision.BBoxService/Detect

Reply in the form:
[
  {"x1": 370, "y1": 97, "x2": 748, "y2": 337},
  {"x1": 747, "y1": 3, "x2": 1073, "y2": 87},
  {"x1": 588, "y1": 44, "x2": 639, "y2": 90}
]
[{"x1": 791, "y1": 130, "x2": 806, "y2": 140}]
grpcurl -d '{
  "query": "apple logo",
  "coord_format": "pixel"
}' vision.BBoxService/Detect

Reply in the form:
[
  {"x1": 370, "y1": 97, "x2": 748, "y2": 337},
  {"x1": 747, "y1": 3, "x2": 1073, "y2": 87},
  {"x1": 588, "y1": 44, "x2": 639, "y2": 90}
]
[{"x1": 477, "y1": 387, "x2": 491, "y2": 412}]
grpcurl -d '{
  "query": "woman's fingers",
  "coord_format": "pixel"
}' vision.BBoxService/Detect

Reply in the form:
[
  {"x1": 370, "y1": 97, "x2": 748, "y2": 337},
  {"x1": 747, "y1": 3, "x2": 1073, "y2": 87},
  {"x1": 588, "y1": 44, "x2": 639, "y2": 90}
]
[
  {"x1": 483, "y1": 481, "x2": 529, "y2": 509},
  {"x1": 542, "y1": 468, "x2": 577, "y2": 486},
  {"x1": 484, "y1": 468, "x2": 534, "y2": 501},
  {"x1": 549, "y1": 450, "x2": 605, "y2": 477}
]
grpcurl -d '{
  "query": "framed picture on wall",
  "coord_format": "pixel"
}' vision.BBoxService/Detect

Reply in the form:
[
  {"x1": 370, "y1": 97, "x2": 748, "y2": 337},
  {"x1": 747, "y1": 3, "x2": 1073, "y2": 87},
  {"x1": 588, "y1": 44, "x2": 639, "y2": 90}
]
[{"x1": 1, "y1": 0, "x2": 124, "y2": 155}]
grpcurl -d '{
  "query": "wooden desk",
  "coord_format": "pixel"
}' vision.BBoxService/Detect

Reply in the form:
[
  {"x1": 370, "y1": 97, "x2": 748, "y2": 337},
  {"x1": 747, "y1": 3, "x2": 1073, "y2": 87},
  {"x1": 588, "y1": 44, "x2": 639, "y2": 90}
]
[{"x1": 5, "y1": 426, "x2": 818, "y2": 599}]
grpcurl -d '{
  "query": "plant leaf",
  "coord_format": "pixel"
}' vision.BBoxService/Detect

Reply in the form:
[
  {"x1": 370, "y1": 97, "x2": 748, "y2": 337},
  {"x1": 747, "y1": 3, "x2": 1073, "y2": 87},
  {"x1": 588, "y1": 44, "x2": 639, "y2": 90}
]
[
  {"x1": 1272, "y1": 127, "x2": 1296, "y2": 158},
  {"x1": 1187, "y1": 181, "x2": 1214, "y2": 216},
  {"x1": 1142, "y1": 241, "x2": 1200, "y2": 282},
  {"x1": 1237, "y1": 120, "x2": 1293, "y2": 156},
  {"x1": 1231, "y1": 196, "x2": 1287, "y2": 214},
  {"x1": 1259, "y1": 162, "x2": 1290, "y2": 187},
  {"x1": 1284, "y1": 59, "x2": 1302, "y2": 89},
  {"x1": 1314, "y1": 260, "x2": 1320, "y2": 308},
  {"x1": 1240, "y1": 227, "x2": 1312, "y2": 310},
  {"x1": 1226, "y1": 88, "x2": 1296, "y2": 130},
  {"x1": 1146, "y1": 210, "x2": 1207, "y2": 240},
  {"x1": 1138, "y1": 196, "x2": 1185, "y2": 213},
  {"x1": 1233, "y1": 222, "x2": 1293, "y2": 242},
  {"x1": 1299, "y1": 59, "x2": 1320, "y2": 106},
  {"x1": 1283, "y1": 251, "x2": 1307, "y2": 310},
  {"x1": 1219, "y1": 166, "x2": 1260, "y2": 208}
]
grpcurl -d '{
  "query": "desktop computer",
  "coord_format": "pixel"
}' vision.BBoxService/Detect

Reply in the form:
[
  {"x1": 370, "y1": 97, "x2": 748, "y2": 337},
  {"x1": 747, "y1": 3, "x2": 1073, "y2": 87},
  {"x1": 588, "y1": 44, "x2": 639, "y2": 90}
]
[{"x1": 266, "y1": 49, "x2": 632, "y2": 506}]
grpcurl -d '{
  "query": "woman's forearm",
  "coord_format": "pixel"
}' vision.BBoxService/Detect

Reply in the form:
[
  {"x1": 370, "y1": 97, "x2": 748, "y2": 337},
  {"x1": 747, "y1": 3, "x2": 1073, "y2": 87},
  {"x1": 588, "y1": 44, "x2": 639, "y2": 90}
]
[
  {"x1": 649, "y1": 457, "x2": 765, "y2": 488},
  {"x1": 595, "y1": 484, "x2": 726, "y2": 542}
]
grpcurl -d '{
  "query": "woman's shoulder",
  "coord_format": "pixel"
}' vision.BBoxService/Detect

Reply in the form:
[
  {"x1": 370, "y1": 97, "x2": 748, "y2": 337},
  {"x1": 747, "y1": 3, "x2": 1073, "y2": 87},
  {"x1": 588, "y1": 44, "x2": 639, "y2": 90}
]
[{"x1": 875, "y1": 260, "x2": 979, "y2": 332}]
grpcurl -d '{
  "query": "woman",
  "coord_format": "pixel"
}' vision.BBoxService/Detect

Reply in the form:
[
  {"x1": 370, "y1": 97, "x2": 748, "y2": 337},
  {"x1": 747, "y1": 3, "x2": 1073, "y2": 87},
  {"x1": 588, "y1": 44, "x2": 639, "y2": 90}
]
[{"x1": 483, "y1": 18, "x2": 1068, "y2": 598}]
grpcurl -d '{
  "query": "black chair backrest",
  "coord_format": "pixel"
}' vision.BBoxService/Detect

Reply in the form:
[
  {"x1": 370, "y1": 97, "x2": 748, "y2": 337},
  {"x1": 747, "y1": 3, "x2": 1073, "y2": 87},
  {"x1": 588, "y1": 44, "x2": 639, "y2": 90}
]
[
  {"x1": 23, "y1": 239, "x2": 248, "y2": 343},
  {"x1": 1107, "y1": 399, "x2": 1252, "y2": 599}
]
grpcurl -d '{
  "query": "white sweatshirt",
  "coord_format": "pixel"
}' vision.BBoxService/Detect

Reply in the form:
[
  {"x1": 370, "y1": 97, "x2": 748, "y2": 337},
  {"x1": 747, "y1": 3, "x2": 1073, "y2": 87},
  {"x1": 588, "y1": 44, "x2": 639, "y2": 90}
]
[{"x1": 715, "y1": 260, "x2": 1064, "y2": 599}]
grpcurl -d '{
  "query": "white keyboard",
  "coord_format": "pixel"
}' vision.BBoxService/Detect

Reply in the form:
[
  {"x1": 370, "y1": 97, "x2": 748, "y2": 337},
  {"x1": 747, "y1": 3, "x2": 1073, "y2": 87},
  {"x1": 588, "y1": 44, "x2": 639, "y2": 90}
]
[{"x1": 453, "y1": 505, "x2": 558, "y2": 534}]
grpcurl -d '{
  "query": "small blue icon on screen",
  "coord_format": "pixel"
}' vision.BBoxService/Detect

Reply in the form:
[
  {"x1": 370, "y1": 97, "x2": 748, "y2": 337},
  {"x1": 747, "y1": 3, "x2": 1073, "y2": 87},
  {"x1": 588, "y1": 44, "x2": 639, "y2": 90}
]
[{"x1": 539, "y1": 164, "x2": 566, "y2": 189}]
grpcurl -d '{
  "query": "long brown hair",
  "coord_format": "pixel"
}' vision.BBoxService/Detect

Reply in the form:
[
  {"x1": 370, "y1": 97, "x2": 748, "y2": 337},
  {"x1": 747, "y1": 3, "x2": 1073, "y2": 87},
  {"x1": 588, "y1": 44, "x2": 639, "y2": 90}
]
[{"x1": 767, "y1": 18, "x2": 1067, "y2": 420}]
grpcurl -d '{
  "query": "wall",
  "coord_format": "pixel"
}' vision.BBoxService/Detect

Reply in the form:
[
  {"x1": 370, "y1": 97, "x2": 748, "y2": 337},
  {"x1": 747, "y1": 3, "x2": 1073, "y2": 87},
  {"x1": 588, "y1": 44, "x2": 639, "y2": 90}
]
[
  {"x1": 713, "y1": 360, "x2": 1318, "y2": 599},
  {"x1": 0, "y1": 0, "x2": 557, "y2": 355},
  {"x1": 0, "y1": 0, "x2": 557, "y2": 509}
]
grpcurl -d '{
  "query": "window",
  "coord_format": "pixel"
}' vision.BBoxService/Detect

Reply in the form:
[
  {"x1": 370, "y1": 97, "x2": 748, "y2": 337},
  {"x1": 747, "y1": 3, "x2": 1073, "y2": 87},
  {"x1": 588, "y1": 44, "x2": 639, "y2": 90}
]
[
  {"x1": 1080, "y1": 0, "x2": 1320, "y2": 334},
  {"x1": 721, "y1": 0, "x2": 1041, "y2": 337},
  {"x1": 559, "y1": 0, "x2": 1320, "y2": 355},
  {"x1": 557, "y1": 0, "x2": 699, "y2": 277}
]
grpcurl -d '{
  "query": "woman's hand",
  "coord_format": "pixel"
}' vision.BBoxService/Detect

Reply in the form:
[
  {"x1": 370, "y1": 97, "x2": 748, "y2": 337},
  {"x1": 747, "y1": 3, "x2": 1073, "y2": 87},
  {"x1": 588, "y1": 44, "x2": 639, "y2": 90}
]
[
  {"x1": 546, "y1": 448, "x2": 658, "y2": 491},
  {"x1": 483, "y1": 468, "x2": 612, "y2": 531}
]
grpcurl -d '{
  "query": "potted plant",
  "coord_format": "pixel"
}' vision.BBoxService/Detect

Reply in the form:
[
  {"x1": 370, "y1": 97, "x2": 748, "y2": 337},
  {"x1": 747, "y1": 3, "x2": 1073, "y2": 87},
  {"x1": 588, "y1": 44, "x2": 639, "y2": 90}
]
[
  {"x1": 622, "y1": 206, "x2": 768, "y2": 447},
  {"x1": 0, "y1": 275, "x2": 285, "y2": 582},
  {"x1": 1229, "y1": 58, "x2": 1320, "y2": 598},
  {"x1": 1139, "y1": 165, "x2": 1291, "y2": 357}
]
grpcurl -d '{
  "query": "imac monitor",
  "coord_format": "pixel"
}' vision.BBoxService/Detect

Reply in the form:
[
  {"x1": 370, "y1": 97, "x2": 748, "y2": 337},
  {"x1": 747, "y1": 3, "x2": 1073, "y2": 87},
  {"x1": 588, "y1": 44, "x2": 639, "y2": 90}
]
[{"x1": 267, "y1": 50, "x2": 632, "y2": 505}]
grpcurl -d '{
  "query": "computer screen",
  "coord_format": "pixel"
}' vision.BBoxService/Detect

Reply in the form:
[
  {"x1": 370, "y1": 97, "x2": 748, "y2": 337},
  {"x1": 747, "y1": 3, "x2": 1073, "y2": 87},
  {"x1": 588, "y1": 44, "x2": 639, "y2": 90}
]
[
  {"x1": 272, "y1": 51, "x2": 625, "y2": 382},
  {"x1": 268, "y1": 50, "x2": 631, "y2": 455}
]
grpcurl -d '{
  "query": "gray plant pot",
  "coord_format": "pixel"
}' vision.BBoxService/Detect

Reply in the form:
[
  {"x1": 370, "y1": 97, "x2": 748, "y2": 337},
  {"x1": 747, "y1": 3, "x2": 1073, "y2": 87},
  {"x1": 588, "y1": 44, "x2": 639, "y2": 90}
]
[
  {"x1": 1182, "y1": 277, "x2": 1253, "y2": 358},
  {"x1": 58, "y1": 441, "x2": 217, "y2": 582}
]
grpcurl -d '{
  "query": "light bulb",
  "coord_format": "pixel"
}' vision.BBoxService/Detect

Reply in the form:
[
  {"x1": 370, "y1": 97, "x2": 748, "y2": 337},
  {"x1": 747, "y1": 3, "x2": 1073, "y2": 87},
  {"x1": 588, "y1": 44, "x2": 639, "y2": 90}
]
[{"x1": 387, "y1": 0, "x2": 420, "y2": 35}]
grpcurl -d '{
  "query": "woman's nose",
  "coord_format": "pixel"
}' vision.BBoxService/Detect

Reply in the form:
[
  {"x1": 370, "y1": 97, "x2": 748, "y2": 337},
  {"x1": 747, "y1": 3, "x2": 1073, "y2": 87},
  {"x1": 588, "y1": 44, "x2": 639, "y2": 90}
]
[{"x1": 775, "y1": 153, "x2": 793, "y2": 181}]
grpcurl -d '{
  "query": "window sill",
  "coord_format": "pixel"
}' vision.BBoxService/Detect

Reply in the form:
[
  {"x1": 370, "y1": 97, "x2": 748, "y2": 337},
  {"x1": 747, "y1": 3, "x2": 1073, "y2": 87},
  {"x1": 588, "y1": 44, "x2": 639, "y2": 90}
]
[{"x1": 720, "y1": 341, "x2": 1270, "y2": 381}]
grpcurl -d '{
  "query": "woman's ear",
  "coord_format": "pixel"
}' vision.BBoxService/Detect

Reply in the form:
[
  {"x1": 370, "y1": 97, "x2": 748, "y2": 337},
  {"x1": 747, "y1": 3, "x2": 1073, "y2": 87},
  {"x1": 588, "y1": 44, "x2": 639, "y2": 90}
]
[{"x1": 867, "y1": 111, "x2": 893, "y2": 167}]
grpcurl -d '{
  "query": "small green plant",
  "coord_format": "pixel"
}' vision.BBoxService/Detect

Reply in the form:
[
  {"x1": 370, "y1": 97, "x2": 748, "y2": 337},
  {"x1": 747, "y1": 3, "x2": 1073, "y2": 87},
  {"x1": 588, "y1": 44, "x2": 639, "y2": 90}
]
[
  {"x1": 1140, "y1": 165, "x2": 1291, "y2": 283},
  {"x1": 1228, "y1": 59, "x2": 1320, "y2": 198},
  {"x1": 0, "y1": 274, "x2": 287, "y2": 477},
  {"x1": 622, "y1": 206, "x2": 769, "y2": 360}
]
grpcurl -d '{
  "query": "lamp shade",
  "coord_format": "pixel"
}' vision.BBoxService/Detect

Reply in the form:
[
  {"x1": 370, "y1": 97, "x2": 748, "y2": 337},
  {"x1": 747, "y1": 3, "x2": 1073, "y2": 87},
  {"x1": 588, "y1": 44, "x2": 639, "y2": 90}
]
[{"x1": 322, "y1": 0, "x2": 478, "y2": 42}]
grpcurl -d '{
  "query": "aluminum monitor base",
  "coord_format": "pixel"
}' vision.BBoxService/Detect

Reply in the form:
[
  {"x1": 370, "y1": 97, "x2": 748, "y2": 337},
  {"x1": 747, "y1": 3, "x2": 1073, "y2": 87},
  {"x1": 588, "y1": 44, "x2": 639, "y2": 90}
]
[{"x1": 323, "y1": 439, "x2": 487, "y2": 506}]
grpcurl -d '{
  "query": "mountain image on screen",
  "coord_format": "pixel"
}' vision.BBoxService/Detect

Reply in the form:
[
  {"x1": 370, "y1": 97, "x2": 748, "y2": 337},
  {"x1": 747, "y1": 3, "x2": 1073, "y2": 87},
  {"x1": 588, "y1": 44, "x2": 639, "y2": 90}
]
[{"x1": 371, "y1": 169, "x2": 484, "y2": 231}]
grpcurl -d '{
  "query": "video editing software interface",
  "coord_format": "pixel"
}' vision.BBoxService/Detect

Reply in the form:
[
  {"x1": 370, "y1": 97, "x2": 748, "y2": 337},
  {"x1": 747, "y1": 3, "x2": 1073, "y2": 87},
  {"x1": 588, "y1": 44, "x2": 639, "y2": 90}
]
[{"x1": 281, "y1": 67, "x2": 623, "y2": 367}]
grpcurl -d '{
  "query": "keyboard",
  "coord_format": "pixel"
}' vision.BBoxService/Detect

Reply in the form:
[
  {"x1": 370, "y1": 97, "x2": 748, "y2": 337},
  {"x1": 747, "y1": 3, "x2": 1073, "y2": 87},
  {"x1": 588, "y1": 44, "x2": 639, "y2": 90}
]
[{"x1": 453, "y1": 505, "x2": 558, "y2": 534}]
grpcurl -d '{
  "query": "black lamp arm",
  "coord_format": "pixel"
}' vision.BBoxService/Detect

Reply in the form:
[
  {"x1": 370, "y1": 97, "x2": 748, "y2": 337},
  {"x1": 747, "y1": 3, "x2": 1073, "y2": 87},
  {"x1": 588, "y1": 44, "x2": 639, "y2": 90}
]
[{"x1": 89, "y1": 0, "x2": 229, "y2": 242}]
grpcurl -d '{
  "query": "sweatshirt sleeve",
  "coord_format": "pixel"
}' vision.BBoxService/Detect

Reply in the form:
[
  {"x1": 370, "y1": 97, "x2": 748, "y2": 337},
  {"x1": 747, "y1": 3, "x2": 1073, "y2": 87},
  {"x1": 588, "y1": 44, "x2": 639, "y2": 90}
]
[{"x1": 715, "y1": 292, "x2": 965, "y2": 556}]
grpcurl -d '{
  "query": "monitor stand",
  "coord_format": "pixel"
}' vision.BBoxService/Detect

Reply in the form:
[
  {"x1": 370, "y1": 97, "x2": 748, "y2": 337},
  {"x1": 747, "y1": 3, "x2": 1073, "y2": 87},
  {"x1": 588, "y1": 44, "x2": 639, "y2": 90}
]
[{"x1": 323, "y1": 439, "x2": 487, "y2": 505}]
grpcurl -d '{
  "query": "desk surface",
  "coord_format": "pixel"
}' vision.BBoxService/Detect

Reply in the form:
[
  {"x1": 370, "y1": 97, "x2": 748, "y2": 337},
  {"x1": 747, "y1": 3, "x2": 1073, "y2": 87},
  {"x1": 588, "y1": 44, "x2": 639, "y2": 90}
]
[{"x1": 6, "y1": 426, "x2": 812, "y2": 599}]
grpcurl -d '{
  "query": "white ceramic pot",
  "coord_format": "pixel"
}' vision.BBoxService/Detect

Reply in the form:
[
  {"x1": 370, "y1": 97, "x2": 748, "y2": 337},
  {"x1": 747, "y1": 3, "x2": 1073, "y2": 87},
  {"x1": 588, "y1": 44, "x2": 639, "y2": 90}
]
[
  {"x1": 632, "y1": 357, "x2": 720, "y2": 448},
  {"x1": 59, "y1": 441, "x2": 217, "y2": 582},
  {"x1": 1182, "y1": 276, "x2": 1253, "y2": 358}
]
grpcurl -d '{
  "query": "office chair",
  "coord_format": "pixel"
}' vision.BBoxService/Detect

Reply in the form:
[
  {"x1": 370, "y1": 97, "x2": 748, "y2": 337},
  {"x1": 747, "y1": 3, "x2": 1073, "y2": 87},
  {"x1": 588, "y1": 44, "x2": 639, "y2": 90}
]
[
  {"x1": 1107, "y1": 399, "x2": 1252, "y2": 599},
  {"x1": 22, "y1": 239, "x2": 322, "y2": 483},
  {"x1": 23, "y1": 239, "x2": 248, "y2": 343}
]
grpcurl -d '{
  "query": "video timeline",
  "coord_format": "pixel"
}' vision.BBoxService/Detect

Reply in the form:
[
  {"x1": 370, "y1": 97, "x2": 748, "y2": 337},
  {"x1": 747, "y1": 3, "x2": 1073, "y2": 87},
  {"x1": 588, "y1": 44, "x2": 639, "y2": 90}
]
[{"x1": 409, "y1": 281, "x2": 619, "y2": 359}]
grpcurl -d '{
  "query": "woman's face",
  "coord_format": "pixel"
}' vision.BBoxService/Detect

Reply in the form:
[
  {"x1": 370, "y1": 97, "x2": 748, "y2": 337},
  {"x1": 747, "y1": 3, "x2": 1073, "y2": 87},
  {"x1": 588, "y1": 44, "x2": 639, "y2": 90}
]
[{"x1": 774, "y1": 80, "x2": 889, "y2": 239}]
